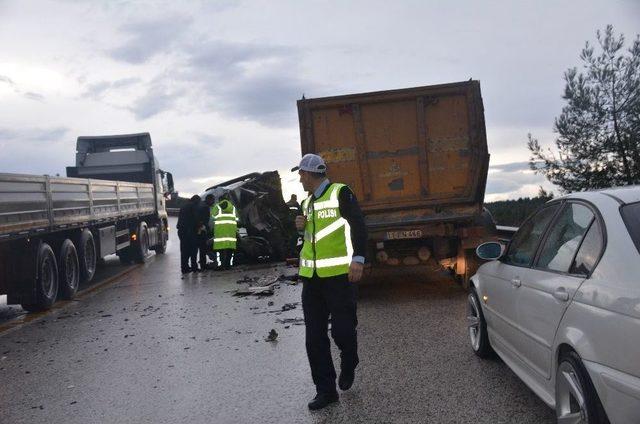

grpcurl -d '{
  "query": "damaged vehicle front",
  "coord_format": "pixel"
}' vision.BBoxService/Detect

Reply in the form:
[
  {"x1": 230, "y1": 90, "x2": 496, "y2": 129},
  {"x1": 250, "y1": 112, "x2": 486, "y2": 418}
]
[{"x1": 201, "y1": 171, "x2": 298, "y2": 264}]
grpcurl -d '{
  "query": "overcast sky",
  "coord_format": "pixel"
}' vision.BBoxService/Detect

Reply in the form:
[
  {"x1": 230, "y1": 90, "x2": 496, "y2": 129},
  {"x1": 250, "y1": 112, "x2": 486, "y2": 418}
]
[{"x1": 1, "y1": 0, "x2": 638, "y2": 202}]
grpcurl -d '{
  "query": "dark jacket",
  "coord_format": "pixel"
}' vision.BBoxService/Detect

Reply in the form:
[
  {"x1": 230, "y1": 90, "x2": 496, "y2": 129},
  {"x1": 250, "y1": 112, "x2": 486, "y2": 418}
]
[
  {"x1": 177, "y1": 202, "x2": 197, "y2": 238},
  {"x1": 196, "y1": 201, "x2": 212, "y2": 234}
]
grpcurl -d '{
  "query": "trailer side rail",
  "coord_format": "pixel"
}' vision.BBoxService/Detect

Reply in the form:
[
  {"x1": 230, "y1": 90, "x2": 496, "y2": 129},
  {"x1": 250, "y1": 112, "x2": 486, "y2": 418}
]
[{"x1": 0, "y1": 173, "x2": 155, "y2": 240}]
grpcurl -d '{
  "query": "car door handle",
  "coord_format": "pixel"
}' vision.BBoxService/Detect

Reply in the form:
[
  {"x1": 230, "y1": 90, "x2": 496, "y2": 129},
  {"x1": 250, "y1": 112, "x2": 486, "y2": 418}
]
[
  {"x1": 511, "y1": 278, "x2": 521, "y2": 288},
  {"x1": 553, "y1": 288, "x2": 570, "y2": 302}
]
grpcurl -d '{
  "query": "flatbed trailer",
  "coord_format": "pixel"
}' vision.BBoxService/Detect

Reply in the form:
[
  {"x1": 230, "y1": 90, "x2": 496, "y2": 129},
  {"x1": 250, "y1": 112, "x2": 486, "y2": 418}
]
[{"x1": 0, "y1": 133, "x2": 173, "y2": 311}]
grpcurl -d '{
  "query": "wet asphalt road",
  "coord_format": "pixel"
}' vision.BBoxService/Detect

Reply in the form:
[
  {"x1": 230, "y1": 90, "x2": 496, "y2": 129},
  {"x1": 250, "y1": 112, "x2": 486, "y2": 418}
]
[{"x1": 0, "y1": 219, "x2": 555, "y2": 423}]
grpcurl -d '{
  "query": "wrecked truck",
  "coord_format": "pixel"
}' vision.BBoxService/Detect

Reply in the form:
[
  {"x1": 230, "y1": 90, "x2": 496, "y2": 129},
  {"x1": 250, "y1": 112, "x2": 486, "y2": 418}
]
[
  {"x1": 201, "y1": 171, "x2": 298, "y2": 264},
  {"x1": 297, "y1": 80, "x2": 495, "y2": 287}
]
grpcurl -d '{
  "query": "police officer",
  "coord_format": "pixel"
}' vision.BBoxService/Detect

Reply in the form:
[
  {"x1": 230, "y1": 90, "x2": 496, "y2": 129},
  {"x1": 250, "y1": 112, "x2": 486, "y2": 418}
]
[
  {"x1": 293, "y1": 153, "x2": 367, "y2": 410},
  {"x1": 211, "y1": 196, "x2": 239, "y2": 270}
]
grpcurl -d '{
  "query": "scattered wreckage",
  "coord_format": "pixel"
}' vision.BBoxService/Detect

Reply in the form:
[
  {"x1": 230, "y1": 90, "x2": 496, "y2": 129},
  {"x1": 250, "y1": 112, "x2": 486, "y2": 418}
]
[
  {"x1": 231, "y1": 267, "x2": 299, "y2": 297},
  {"x1": 201, "y1": 171, "x2": 298, "y2": 265}
]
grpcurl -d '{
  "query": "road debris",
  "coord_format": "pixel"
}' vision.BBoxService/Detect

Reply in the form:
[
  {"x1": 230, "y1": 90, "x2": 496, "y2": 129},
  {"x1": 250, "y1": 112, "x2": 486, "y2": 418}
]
[
  {"x1": 281, "y1": 303, "x2": 297, "y2": 312},
  {"x1": 265, "y1": 329, "x2": 278, "y2": 342},
  {"x1": 232, "y1": 285, "x2": 274, "y2": 297},
  {"x1": 232, "y1": 274, "x2": 281, "y2": 296},
  {"x1": 276, "y1": 317, "x2": 305, "y2": 326}
]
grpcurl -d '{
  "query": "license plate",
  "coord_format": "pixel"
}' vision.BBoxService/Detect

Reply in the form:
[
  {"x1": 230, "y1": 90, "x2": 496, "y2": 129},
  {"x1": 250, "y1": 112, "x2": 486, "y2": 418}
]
[{"x1": 386, "y1": 229, "x2": 423, "y2": 240}]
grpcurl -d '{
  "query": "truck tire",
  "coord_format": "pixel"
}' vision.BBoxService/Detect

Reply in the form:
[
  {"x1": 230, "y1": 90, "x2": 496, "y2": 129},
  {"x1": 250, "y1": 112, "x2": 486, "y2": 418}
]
[
  {"x1": 153, "y1": 221, "x2": 167, "y2": 254},
  {"x1": 78, "y1": 229, "x2": 97, "y2": 283},
  {"x1": 58, "y1": 239, "x2": 80, "y2": 300},
  {"x1": 132, "y1": 222, "x2": 149, "y2": 263},
  {"x1": 21, "y1": 242, "x2": 58, "y2": 312}
]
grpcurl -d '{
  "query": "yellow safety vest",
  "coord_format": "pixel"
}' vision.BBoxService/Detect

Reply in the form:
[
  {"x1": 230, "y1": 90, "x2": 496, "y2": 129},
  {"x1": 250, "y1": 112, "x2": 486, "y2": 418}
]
[
  {"x1": 211, "y1": 200, "x2": 239, "y2": 250},
  {"x1": 299, "y1": 183, "x2": 353, "y2": 278}
]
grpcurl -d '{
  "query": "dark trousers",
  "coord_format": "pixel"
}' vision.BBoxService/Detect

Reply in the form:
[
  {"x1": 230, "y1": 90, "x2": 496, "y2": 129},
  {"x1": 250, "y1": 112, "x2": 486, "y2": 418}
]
[
  {"x1": 302, "y1": 273, "x2": 359, "y2": 395},
  {"x1": 215, "y1": 249, "x2": 235, "y2": 269},
  {"x1": 197, "y1": 233, "x2": 209, "y2": 268},
  {"x1": 178, "y1": 232, "x2": 197, "y2": 272}
]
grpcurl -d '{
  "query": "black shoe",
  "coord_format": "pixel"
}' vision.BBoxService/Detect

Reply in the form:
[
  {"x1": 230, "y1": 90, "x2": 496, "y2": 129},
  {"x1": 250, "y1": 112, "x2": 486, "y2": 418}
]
[
  {"x1": 338, "y1": 369, "x2": 355, "y2": 391},
  {"x1": 307, "y1": 392, "x2": 338, "y2": 410}
]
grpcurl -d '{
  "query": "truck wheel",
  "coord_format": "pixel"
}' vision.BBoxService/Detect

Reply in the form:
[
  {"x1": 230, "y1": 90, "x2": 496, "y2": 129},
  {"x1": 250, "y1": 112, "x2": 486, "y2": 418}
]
[
  {"x1": 21, "y1": 242, "x2": 58, "y2": 312},
  {"x1": 133, "y1": 222, "x2": 149, "y2": 263},
  {"x1": 58, "y1": 239, "x2": 79, "y2": 300},
  {"x1": 78, "y1": 229, "x2": 97, "y2": 283},
  {"x1": 154, "y1": 221, "x2": 167, "y2": 254}
]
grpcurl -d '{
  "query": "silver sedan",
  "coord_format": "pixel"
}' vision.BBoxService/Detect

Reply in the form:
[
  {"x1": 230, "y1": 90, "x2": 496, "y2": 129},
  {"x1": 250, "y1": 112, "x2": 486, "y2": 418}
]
[{"x1": 469, "y1": 186, "x2": 640, "y2": 423}]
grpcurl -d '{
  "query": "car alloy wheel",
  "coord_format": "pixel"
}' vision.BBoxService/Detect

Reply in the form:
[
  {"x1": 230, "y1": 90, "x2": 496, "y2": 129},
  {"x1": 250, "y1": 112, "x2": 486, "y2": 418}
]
[
  {"x1": 466, "y1": 288, "x2": 493, "y2": 358},
  {"x1": 556, "y1": 360, "x2": 588, "y2": 423},
  {"x1": 467, "y1": 292, "x2": 482, "y2": 351}
]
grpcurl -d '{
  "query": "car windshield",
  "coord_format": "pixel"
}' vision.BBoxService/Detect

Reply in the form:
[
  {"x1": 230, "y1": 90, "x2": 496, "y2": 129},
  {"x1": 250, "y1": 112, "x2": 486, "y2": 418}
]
[{"x1": 621, "y1": 202, "x2": 640, "y2": 254}]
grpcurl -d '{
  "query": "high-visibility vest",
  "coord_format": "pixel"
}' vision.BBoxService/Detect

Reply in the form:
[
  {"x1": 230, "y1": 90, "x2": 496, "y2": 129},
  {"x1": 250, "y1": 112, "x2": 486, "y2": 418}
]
[
  {"x1": 211, "y1": 200, "x2": 239, "y2": 250},
  {"x1": 299, "y1": 183, "x2": 353, "y2": 278}
]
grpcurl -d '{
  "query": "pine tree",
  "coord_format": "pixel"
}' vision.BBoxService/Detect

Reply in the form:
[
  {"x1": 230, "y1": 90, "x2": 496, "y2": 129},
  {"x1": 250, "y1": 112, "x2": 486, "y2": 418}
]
[{"x1": 529, "y1": 25, "x2": 640, "y2": 192}]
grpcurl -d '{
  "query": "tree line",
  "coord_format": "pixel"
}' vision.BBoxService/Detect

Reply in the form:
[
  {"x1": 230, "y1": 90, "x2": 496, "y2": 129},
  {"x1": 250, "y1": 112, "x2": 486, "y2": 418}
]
[{"x1": 484, "y1": 189, "x2": 554, "y2": 227}]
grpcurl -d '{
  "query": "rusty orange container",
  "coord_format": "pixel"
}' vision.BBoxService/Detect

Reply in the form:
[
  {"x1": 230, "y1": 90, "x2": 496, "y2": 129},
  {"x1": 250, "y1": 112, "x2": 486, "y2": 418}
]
[{"x1": 297, "y1": 80, "x2": 492, "y2": 285}]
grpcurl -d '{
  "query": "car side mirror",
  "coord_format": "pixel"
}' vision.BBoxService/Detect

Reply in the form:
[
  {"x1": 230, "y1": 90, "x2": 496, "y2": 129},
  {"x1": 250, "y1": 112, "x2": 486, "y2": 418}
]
[{"x1": 476, "y1": 242, "x2": 505, "y2": 261}]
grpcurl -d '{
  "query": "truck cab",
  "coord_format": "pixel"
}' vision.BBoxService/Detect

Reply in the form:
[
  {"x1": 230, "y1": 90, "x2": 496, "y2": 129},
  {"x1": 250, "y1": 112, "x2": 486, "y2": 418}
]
[{"x1": 66, "y1": 132, "x2": 174, "y2": 213}]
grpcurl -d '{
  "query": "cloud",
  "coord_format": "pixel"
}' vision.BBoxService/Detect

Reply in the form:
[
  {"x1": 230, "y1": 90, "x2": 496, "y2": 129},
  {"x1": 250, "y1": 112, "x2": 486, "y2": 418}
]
[
  {"x1": 185, "y1": 39, "x2": 293, "y2": 78},
  {"x1": 129, "y1": 79, "x2": 183, "y2": 119},
  {"x1": 0, "y1": 127, "x2": 71, "y2": 175},
  {"x1": 0, "y1": 73, "x2": 45, "y2": 101},
  {"x1": 0, "y1": 74, "x2": 15, "y2": 86},
  {"x1": 0, "y1": 127, "x2": 69, "y2": 142},
  {"x1": 194, "y1": 133, "x2": 223, "y2": 149},
  {"x1": 23, "y1": 92, "x2": 45, "y2": 101},
  {"x1": 177, "y1": 39, "x2": 314, "y2": 126},
  {"x1": 486, "y1": 160, "x2": 555, "y2": 198},
  {"x1": 123, "y1": 37, "x2": 314, "y2": 125},
  {"x1": 109, "y1": 15, "x2": 193, "y2": 64},
  {"x1": 214, "y1": 72, "x2": 306, "y2": 126},
  {"x1": 489, "y1": 161, "x2": 530, "y2": 173},
  {"x1": 82, "y1": 77, "x2": 141, "y2": 100}
]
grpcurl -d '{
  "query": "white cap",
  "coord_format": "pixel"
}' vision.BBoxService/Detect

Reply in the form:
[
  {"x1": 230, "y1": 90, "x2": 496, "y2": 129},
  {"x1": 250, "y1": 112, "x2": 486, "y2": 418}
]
[{"x1": 291, "y1": 153, "x2": 327, "y2": 173}]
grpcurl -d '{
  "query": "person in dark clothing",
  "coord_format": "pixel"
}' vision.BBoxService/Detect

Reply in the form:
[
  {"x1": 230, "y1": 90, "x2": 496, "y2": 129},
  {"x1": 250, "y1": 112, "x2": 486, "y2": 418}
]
[
  {"x1": 293, "y1": 153, "x2": 367, "y2": 411},
  {"x1": 196, "y1": 194, "x2": 216, "y2": 270},
  {"x1": 285, "y1": 194, "x2": 301, "y2": 214},
  {"x1": 177, "y1": 195, "x2": 200, "y2": 273}
]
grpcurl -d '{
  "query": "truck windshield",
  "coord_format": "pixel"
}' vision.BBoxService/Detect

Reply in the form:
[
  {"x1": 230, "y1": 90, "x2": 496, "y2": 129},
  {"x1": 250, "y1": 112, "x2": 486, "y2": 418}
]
[{"x1": 621, "y1": 202, "x2": 640, "y2": 254}]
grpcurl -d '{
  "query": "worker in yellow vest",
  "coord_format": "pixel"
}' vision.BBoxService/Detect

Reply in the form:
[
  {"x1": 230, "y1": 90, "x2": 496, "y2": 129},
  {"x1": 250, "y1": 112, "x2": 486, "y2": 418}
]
[
  {"x1": 211, "y1": 196, "x2": 239, "y2": 270},
  {"x1": 293, "y1": 153, "x2": 367, "y2": 410}
]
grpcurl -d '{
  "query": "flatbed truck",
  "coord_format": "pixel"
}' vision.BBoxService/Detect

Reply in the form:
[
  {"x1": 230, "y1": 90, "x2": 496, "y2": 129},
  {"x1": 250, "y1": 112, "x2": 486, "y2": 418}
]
[{"x1": 0, "y1": 133, "x2": 174, "y2": 311}]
